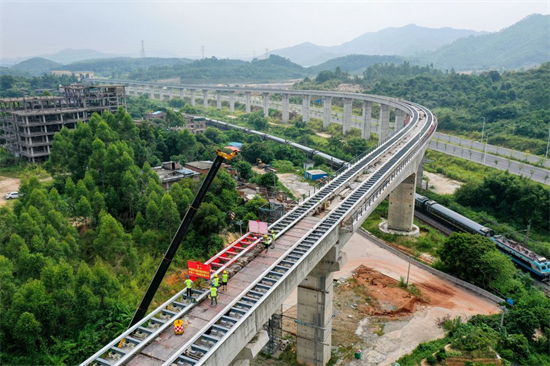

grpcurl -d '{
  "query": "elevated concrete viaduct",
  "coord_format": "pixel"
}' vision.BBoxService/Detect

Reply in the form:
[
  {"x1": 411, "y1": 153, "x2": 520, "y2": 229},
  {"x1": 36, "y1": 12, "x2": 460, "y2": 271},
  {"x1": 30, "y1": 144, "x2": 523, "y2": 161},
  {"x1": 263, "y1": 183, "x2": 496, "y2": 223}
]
[{"x1": 81, "y1": 79, "x2": 435, "y2": 366}]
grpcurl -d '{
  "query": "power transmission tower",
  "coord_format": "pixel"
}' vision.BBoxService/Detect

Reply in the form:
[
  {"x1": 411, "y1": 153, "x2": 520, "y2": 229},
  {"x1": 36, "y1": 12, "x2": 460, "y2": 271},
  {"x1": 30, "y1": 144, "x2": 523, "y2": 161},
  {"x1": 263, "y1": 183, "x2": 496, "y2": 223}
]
[
  {"x1": 201, "y1": 46, "x2": 205, "y2": 59},
  {"x1": 140, "y1": 40, "x2": 147, "y2": 70}
]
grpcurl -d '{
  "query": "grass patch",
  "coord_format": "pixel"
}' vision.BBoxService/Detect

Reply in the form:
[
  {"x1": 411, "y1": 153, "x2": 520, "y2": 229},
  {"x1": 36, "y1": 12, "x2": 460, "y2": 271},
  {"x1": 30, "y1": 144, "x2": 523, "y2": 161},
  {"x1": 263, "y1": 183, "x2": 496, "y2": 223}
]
[{"x1": 424, "y1": 150, "x2": 501, "y2": 185}]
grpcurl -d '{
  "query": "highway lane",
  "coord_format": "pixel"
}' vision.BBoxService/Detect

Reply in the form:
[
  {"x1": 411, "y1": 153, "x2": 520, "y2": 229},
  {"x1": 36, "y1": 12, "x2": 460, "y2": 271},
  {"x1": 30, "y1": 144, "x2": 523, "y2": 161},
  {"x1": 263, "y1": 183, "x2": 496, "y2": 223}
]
[
  {"x1": 433, "y1": 132, "x2": 550, "y2": 169},
  {"x1": 428, "y1": 140, "x2": 550, "y2": 185}
]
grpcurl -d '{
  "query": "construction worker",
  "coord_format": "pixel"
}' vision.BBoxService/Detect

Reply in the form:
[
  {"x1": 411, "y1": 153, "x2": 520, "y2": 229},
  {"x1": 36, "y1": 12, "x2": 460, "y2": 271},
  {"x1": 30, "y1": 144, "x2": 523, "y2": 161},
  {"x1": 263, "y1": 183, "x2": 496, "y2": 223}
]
[
  {"x1": 210, "y1": 285, "x2": 218, "y2": 306},
  {"x1": 222, "y1": 270, "x2": 228, "y2": 291},
  {"x1": 213, "y1": 273, "x2": 219, "y2": 289},
  {"x1": 264, "y1": 234, "x2": 273, "y2": 251},
  {"x1": 185, "y1": 275, "x2": 193, "y2": 299},
  {"x1": 270, "y1": 230, "x2": 276, "y2": 248}
]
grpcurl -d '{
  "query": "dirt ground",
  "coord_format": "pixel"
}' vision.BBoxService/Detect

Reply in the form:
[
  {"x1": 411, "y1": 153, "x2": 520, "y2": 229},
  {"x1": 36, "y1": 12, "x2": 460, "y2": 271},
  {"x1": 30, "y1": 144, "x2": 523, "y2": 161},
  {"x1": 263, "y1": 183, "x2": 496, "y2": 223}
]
[
  {"x1": 0, "y1": 176, "x2": 21, "y2": 206},
  {"x1": 423, "y1": 172, "x2": 463, "y2": 195},
  {"x1": 276, "y1": 173, "x2": 314, "y2": 198},
  {"x1": 281, "y1": 232, "x2": 499, "y2": 366}
]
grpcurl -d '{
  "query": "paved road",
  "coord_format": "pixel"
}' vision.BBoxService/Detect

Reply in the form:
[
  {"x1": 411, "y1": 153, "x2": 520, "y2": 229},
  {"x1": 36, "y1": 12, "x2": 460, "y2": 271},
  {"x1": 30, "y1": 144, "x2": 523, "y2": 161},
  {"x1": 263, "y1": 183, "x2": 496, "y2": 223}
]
[
  {"x1": 433, "y1": 132, "x2": 550, "y2": 169},
  {"x1": 428, "y1": 140, "x2": 550, "y2": 185},
  {"x1": 237, "y1": 96, "x2": 550, "y2": 185}
]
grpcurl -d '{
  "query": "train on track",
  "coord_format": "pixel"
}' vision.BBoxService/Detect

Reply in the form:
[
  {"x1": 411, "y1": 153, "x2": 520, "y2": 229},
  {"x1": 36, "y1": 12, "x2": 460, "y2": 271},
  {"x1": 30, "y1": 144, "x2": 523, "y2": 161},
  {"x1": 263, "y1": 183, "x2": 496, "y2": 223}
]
[{"x1": 415, "y1": 194, "x2": 550, "y2": 281}]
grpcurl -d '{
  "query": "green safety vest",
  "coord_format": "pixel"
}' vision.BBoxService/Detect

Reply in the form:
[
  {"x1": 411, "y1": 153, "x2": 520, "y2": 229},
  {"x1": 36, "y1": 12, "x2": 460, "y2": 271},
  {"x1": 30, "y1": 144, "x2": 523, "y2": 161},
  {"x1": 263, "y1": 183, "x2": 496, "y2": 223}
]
[
  {"x1": 185, "y1": 279, "x2": 192, "y2": 288},
  {"x1": 222, "y1": 273, "x2": 228, "y2": 282},
  {"x1": 210, "y1": 287, "x2": 217, "y2": 297},
  {"x1": 271, "y1": 233, "x2": 276, "y2": 241},
  {"x1": 213, "y1": 277, "x2": 219, "y2": 287}
]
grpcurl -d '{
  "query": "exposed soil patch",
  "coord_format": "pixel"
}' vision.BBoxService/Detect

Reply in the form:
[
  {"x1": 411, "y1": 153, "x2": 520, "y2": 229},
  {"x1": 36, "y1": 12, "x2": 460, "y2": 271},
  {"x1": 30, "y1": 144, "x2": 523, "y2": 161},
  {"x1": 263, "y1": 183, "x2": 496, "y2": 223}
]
[
  {"x1": 0, "y1": 176, "x2": 20, "y2": 206},
  {"x1": 350, "y1": 265, "x2": 425, "y2": 317},
  {"x1": 276, "y1": 173, "x2": 313, "y2": 198},
  {"x1": 423, "y1": 171, "x2": 463, "y2": 195}
]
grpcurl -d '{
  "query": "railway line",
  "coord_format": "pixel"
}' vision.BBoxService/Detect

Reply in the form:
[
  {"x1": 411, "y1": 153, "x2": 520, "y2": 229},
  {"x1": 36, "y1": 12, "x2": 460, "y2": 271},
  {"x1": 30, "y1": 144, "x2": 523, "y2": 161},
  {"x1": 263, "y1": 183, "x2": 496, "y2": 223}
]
[{"x1": 82, "y1": 101, "x2": 434, "y2": 366}]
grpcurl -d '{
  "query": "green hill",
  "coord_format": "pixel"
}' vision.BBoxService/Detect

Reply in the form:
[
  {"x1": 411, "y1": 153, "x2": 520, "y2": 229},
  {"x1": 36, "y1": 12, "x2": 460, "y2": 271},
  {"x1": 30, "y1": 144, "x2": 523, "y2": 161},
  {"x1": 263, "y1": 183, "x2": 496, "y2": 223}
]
[
  {"x1": 64, "y1": 57, "x2": 193, "y2": 77},
  {"x1": 128, "y1": 55, "x2": 307, "y2": 83},
  {"x1": 416, "y1": 14, "x2": 550, "y2": 71},
  {"x1": 307, "y1": 54, "x2": 405, "y2": 75},
  {"x1": 10, "y1": 57, "x2": 62, "y2": 75}
]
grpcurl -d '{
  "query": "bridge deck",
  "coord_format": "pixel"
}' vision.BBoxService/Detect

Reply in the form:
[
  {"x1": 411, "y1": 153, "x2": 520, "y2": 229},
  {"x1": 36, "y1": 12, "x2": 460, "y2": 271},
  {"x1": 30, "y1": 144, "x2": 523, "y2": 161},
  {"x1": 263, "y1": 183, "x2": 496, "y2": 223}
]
[{"x1": 127, "y1": 216, "x2": 321, "y2": 366}]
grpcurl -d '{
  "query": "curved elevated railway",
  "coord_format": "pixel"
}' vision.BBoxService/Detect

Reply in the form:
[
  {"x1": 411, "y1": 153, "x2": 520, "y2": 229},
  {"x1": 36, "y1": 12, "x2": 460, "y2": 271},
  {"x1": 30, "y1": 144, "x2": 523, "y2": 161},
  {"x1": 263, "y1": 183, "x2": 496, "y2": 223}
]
[{"x1": 82, "y1": 100, "x2": 436, "y2": 366}]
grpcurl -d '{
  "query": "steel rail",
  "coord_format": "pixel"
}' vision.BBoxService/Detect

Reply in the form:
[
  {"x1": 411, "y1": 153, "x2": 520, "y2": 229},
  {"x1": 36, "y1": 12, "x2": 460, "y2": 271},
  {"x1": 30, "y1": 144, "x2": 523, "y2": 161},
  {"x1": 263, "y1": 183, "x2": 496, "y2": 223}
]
[
  {"x1": 160, "y1": 103, "x2": 434, "y2": 366},
  {"x1": 81, "y1": 99, "x2": 424, "y2": 366}
]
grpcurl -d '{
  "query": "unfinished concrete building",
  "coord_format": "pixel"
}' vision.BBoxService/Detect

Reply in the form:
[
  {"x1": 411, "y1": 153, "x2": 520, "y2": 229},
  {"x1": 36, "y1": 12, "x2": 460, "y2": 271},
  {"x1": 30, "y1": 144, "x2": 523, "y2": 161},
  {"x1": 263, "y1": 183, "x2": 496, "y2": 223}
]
[{"x1": 1, "y1": 84, "x2": 126, "y2": 162}]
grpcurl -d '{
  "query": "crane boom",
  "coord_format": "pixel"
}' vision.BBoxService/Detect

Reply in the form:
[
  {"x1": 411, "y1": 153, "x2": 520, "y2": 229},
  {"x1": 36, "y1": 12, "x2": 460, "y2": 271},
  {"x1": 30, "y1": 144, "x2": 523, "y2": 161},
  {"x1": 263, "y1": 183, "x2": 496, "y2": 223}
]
[{"x1": 128, "y1": 149, "x2": 238, "y2": 328}]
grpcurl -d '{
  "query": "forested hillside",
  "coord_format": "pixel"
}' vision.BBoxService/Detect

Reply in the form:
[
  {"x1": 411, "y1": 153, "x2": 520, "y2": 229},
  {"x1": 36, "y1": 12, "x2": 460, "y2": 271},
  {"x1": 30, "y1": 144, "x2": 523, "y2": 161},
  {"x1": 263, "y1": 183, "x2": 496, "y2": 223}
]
[
  {"x1": 297, "y1": 62, "x2": 550, "y2": 155},
  {"x1": 0, "y1": 106, "x2": 309, "y2": 364},
  {"x1": 415, "y1": 14, "x2": 550, "y2": 71},
  {"x1": 127, "y1": 55, "x2": 307, "y2": 83}
]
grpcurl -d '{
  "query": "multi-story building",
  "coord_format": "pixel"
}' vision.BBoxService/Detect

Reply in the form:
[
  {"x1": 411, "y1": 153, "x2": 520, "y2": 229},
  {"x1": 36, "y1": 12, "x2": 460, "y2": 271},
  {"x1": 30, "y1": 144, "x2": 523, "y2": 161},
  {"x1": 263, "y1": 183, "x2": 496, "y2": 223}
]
[
  {"x1": 184, "y1": 115, "x2": 206, "y2": 134},
  {"x1": 1, "y1": 84, "x2": 126, "y2": 162}
]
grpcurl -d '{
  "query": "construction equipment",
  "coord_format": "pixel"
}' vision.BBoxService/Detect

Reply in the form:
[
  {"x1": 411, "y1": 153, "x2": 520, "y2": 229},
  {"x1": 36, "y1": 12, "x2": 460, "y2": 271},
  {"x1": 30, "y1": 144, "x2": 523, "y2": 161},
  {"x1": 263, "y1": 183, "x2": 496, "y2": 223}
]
[
  {"x1": 128, "y1": 149, "x2": 238, "y2": 328},
  {"x1": 257, "y1": 158, "x2": 266, "y2": 168}
]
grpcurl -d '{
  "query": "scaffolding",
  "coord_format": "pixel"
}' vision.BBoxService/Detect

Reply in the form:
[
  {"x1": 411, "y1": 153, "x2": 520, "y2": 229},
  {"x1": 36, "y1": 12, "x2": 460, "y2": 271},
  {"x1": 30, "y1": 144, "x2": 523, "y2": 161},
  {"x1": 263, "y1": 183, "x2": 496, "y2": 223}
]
[{"x1": 262, "y1": 305, "x2": 283, "y2": 355}]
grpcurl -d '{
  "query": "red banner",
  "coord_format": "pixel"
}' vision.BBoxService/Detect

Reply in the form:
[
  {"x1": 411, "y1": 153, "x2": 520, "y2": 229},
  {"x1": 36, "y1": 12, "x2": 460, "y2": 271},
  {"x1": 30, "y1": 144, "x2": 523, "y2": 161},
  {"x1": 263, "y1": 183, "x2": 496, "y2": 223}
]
[{"x1": 188, "y1": 261, "x2": 211, "y2": 280}]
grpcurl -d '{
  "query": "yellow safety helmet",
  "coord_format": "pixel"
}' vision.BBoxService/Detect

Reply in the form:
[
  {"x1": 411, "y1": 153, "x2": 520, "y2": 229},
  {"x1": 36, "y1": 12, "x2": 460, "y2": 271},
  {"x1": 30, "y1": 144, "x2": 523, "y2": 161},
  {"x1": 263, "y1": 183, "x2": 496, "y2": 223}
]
[
  {"x1": 271, "y1": 230, "x2": 274, "y2": 233},
  {"x1": 223, "y1": 270, "x2": 227, "y2": 274},
  {"x1": 214, "y1": 274, "x2": 218, "y2": 278},
  {"x1": 264, "y1": 235, "x2": 268, "y2": 238}
]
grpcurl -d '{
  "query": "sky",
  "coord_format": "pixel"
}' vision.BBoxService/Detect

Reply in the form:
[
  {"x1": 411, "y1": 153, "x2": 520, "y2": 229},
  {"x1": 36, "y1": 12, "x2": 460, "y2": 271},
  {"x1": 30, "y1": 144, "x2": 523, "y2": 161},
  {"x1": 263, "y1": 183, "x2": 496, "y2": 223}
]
[{"x1": 1, "y1": 0, "x2": 549, "y2": 60}]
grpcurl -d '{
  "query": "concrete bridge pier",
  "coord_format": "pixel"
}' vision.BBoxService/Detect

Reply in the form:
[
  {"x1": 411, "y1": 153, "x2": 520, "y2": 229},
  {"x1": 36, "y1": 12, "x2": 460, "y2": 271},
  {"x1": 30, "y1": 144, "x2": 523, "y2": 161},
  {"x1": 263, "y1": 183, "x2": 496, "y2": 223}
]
[
  {"x1": 362, "y1": 101, "x2": 372, "y2": 140},
  {"x1": 379, "y1": 104, "x2": 390, "y2": 142},
  {"x1": 217, "y1": 91, "x2": 222, "y2": 109},
  {"x1": 387, "y1": 173, "x2": 417, "y2": 232},
  {"x1": 263, "y1": 93, "x2": 269, "y2": 117},
  {"x1": 282, "y1": 93, "x2": 290, "y2": 122},
  {"x1": 297, "y1": 245, "x2": 346, "y2": 366},
  {"x1": 229, "y1": 92, "x2": 235, "y2": 112},
  {"x1": 190, "y1": 89, "x2": 196, "y2": 106},
  {"x1": 179, "y1": 88, "x2": 184, "y2": 100},
  {"x1": 245, "y1": 92, "x2": 251, "y2": 113},
  {"x1": 203, "y1": 90, "x2": 209, "y2": 109},
  {"x1": 323, "y1": 96, "x2": 332, "y2": 128},
  {"x1": 302, "y1": 95, "x2": 310, "y2": 122},
  {"x1": 343, "y1": 98, "x2": 353, "y2": 134},
  {"x1": 395, "y1": 109, "x2": 406, "y2": 131},
  {"x1": 159, "y1": 88, "x2": 164, "y2": 100}
]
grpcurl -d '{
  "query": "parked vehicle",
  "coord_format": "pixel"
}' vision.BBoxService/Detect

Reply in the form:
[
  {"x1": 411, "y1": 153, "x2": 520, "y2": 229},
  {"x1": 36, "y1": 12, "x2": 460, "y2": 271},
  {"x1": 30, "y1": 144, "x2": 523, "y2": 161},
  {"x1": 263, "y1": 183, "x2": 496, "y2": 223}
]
[{"x1": 5, "y1": 192, "x2": 19, "y2": 199}]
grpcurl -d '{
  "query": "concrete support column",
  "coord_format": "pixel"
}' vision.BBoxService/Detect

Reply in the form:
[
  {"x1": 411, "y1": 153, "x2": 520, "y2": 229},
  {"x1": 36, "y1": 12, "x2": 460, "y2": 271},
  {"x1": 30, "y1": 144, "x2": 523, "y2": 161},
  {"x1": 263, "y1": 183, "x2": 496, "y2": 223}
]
[
  {"x1": 387, "y1": 173, "x2": 417, "y2": 231},
  {"x1": 297, "y1": 247, "x2": 345, "y2": 366},
  {"x1": 362, "y1": 101, "x2": 372, "y2": 140},
  {"x1": 322, "y1": 96, "x2": 332, "y2": 128},
  {"x1": 245, "y1": 92, "x2": 251, "y2": 113},
  {"x1": 203, "y1": 90, "x2": 209, "y2": 109},
  {"x1": 281, "y1": 93, "x2": 290, "y2": 122},
  {"x1": 395, "y1": 109, "x2": 406, "y2": 131},
  {"x1": 379, "y1": 104, "x2": 390, "y2": 142},
  {"x1": 262, "y1": 93, "x2": 269, "y2": 118},
  {"x1": 302, "y1": 95, "x2": 310, "y2": 122},
  {"x1": 229, "y1": 92, "x2": 235, "y2": 112},
  {"x1": 159, "y1": 89, "x2": 164, "y2": 101},
  {"x1": 179, "y1": 88, "x2": 184, "y2": 99},
  {"x1": 342, "y1": 98, "x2": 353, "y2": 134},
  {"x1": 216, "y1": 91, "x2": 222, "y2": 109},
  {"x1": 190, "y1": 89, "x2": 196, "y2": 106},
  {"x1": 416, "y1": 154, "x2": 425, "y2": 187}
]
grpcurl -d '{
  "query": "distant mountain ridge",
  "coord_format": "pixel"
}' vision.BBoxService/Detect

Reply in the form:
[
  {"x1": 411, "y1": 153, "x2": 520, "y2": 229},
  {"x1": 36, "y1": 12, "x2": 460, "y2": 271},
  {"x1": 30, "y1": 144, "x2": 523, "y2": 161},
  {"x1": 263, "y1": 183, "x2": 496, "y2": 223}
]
[
  {"x1": 415, "y1": 14, "x2": 550, "y2": 70},
  {"x1": 272, "y1": 24, "x2": 486, "y2": 66}
]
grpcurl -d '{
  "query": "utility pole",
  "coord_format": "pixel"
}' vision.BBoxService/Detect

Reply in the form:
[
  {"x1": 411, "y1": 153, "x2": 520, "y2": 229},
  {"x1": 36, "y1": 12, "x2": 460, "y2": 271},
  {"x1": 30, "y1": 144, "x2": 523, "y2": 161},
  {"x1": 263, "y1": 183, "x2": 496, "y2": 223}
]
[
  {"x1": 140, "y1": 40, "x2": 147, "y2": 70},
  {"x1": 482, "y1": 133, "x2": 490, "y2": 164},
  {"x1": 545, "y1": 127, "x2": 550, "y2": 159},
  {"x1": 201, "y1": 45, "x2": 205, "y2": 59},
  {"x1": 480, "y1": 117, "x2": 486, "y2": 143},
  {"x1": 523, "y1": 218, "x2": 531, "y2": 246}
]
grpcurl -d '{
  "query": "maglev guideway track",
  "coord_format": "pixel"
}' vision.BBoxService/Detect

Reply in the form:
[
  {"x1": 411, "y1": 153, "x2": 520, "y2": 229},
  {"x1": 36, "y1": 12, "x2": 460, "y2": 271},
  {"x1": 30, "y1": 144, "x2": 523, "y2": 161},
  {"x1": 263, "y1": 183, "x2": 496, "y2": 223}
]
[
  {"x1": 81, "y1": 100, "x2": 435, "y2": 366},
  {"x1": 160, "y1": 104, "x2": 434, "y2": 366}
]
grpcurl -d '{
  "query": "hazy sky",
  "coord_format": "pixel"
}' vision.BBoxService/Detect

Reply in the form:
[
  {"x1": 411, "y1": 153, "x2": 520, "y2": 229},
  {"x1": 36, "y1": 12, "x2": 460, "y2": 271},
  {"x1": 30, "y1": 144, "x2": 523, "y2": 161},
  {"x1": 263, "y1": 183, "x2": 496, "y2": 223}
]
[{"x1": 1, "y1": 0, "x2": 549, "y2": 59}]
